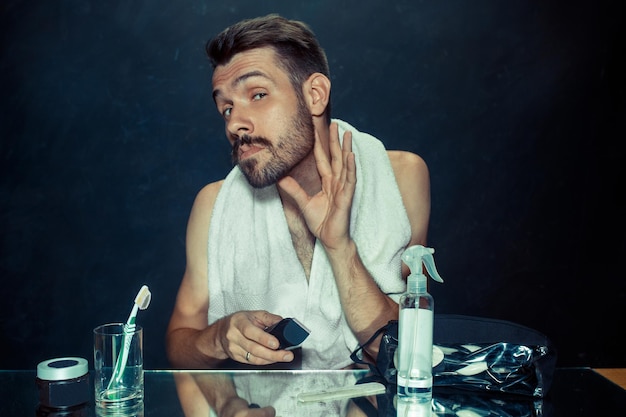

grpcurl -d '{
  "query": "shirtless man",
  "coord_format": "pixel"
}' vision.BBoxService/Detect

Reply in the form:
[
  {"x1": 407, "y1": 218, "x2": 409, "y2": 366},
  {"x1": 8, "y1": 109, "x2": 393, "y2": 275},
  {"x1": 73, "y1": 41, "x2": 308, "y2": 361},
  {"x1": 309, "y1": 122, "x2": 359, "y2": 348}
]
[{"x1": 166, "y1": 14, "x2": 430, "y2": 373}]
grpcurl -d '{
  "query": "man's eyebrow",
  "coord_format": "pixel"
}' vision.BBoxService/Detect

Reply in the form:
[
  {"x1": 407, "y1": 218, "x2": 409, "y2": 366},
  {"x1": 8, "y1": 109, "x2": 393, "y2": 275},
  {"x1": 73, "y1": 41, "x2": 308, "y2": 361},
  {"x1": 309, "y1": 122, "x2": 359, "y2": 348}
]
[{"x1": 212, "y1": 70, "x2": 272, "y2": 103}]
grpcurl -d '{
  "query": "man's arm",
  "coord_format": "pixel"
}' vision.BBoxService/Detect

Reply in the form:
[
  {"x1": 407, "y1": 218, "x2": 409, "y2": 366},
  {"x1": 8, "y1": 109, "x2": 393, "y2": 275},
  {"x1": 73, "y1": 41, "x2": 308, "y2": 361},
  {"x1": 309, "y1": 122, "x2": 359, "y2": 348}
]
[
  {"x1": 324, "y1": 150, "x2": 429, "y2": 345},
  {"x1": 167, "y1": 181, "x2": 281, "y2": 414},
  {"x1": 174, "y1": 372, "x2": 276, "y2": 417},
  {"x1": 166, "y1": 181, "x2": 292, "y2": 368},
  {"x1": 166, "y1": 181, "x2": 225, "y2": 368},
  {"x1": 388, "y1": 150, "x2": 431, "y2": 276},
  {"x1": 277, "y1": 123, "x2": 430, "y2": 354}
]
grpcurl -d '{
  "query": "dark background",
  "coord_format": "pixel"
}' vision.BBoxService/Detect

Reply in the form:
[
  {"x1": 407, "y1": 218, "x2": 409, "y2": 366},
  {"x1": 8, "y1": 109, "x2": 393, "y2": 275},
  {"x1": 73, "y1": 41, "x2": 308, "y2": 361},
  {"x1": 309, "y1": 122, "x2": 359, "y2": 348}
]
[{"x1": 1, "y1": 0, "x2": 624, "y2": 370}]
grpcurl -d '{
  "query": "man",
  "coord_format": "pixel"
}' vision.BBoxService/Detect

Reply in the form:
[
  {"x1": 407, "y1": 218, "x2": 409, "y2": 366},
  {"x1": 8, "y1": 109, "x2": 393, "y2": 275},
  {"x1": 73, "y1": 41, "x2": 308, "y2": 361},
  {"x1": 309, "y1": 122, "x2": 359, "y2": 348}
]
[{"x1": 166, "y1": 14, "x2": 430, "y2": 373}]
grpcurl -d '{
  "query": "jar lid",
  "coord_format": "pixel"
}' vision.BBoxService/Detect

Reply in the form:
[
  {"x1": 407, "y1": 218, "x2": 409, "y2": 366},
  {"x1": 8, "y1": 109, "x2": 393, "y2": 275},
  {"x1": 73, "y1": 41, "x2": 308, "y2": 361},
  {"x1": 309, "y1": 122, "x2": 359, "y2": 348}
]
[{"x1": 37, "y1": 357, "x2": 88, "y2": 381}]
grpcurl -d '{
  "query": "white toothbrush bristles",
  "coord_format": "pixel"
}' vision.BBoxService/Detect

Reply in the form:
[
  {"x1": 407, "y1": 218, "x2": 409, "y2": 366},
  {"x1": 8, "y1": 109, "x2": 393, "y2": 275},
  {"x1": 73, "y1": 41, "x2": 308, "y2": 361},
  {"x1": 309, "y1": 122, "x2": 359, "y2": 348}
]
[{"x1": 134, "y1": 285, "x2": 151, "y2": 310}]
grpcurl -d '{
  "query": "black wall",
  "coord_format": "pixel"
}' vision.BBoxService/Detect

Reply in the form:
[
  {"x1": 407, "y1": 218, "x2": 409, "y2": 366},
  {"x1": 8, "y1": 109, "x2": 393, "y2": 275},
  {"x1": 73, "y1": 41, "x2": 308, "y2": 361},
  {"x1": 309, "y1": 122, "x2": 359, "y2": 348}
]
[{"x1": 1, "y1": 0, "x2": 624, "y2": 369}]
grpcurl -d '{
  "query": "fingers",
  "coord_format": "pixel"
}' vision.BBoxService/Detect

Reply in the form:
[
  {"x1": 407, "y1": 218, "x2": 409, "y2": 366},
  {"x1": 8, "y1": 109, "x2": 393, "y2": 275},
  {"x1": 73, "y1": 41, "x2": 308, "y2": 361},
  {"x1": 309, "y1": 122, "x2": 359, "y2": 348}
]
[
  {"x1": 257, "y1": 405, "x2": 277, "y2": 417},
  {"x1": 313, "y1": 122, "x2": 345, "y2": 177},
  {"x1": 242, "y1": 348, "x2": 294, "y2": 366},
  {"x1": 247, "y1": 405, "x2": 277, "y2": 417},
  {"x1": 343, "y1": 134, "x2": 356, "y2": 192},
  {"x1": 279, "y1": 122, "x2": 355, "y2": 209},
  {"x1": 339, "y1": 130, "x2": 354, "y2": 186},
  {"x1": 313, "y1": 123, "x2": 333, "y2": 178},
  {"x1": 325, "y1": 123, "x2": 355, "y2": 184},
  {"x1": 326, "y1": 125, "x2": 356, "y2": 208},
  {"x1": 328, "y1": 123, "x2": 343, "y2": 178},
  {"x1": 221, "y1": 397, "x2": 276, "y2": 417},
  {"x1": 251, "y1": 310, "x2": 283, "y2": 329},
  {"x1": 276, "y1": 175, "x2": 310, "y2": 209},
  {"x1": 221, "y1": 311, "x2": 294, "y2": 365}
]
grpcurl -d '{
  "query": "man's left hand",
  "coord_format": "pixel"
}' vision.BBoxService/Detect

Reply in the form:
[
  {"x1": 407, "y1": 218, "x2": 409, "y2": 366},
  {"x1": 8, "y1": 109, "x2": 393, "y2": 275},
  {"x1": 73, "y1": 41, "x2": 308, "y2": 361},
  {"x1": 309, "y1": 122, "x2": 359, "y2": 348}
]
[{"x1": 278, "y1": 122, "x2": 356, "y2": 251}]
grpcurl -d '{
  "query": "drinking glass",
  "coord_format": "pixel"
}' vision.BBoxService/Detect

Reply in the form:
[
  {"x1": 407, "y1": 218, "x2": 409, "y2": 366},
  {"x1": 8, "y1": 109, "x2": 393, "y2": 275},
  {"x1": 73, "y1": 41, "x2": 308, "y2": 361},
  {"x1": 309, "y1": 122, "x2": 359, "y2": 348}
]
[{"x1": 93, "y1": 323, "x2": 144, "y2": 414}]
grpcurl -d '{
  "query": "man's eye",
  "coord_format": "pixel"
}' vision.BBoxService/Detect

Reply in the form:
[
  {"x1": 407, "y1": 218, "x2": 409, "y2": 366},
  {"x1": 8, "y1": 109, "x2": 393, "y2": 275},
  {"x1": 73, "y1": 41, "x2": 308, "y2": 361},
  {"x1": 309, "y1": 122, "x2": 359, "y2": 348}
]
[
  {"x1": 252, "y1": 92, "x2": 267, "y2": 100},
  {"x1": 222, "y1": 107, "x2": 232, "y2": 118}
]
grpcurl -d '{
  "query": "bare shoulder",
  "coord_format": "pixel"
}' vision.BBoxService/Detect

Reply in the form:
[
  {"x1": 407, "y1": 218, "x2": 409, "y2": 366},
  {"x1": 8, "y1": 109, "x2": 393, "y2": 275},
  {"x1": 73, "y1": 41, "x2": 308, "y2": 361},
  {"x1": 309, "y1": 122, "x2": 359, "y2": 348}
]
[
  {"x1": 184, "y1": 179, "x2": 225, "y2": 279},
  {"x1": 386, "y1": 150, "x2": 430, "y2": 249},
  {"x1": 387, "y1": 150, "x2": 429, "y2": 179},
  {"x1": 386, "y1": 150, "x2": 430, "y2": 201},
  {"x1": 193, "y1": 180, "x2": 225, "y2": 212},
  {"x1": 167, "y1": 179, "x2": 226, "y2": 336}
]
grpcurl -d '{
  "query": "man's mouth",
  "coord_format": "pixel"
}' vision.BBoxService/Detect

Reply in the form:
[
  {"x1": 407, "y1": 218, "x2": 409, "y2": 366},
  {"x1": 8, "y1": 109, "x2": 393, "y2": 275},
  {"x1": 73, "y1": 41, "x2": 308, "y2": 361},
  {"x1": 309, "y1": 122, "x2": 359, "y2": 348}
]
[
  {"x1": 232, "y1": 135, "x2": 273, "y2": 165},
  {"x1": 238, "y1": 144, "x2": 264, "y2": 161}
]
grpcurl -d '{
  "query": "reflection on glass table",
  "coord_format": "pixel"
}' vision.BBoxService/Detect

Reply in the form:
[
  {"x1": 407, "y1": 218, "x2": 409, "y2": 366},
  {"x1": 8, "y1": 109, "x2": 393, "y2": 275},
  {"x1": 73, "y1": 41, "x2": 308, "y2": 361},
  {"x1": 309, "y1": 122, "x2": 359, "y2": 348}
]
[{"x1": 0, "y1": 368, "x2": 624, "y2": 416}]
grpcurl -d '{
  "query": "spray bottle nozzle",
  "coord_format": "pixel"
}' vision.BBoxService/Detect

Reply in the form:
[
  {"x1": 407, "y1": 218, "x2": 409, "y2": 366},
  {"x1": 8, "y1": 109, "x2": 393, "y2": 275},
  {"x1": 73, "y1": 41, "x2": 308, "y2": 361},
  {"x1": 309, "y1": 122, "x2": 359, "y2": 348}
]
[{"x1": 402, "y1": 245, "x2": 444, "y2": 293}]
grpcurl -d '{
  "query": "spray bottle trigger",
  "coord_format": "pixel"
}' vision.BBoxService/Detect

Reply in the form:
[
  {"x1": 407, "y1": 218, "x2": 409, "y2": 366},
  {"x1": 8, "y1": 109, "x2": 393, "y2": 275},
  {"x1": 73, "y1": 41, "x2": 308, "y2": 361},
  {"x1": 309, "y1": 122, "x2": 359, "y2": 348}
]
[{"x1": 422, "y1": 252, "x2": 444, "y2": 283}]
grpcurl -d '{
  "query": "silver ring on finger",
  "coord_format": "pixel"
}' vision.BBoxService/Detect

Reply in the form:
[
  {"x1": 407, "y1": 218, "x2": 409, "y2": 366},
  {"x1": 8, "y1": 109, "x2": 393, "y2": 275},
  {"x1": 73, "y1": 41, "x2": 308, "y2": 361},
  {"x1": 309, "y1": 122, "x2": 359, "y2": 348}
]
[{"x1": 245, "y1": 351, "x2": 251, "y2": 362}]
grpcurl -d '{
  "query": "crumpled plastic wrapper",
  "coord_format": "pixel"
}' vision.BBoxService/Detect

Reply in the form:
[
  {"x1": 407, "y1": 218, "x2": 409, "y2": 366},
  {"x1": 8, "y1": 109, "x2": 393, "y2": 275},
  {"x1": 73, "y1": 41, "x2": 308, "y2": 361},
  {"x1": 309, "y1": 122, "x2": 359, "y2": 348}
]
[{"x1": 432, "y1": 341, "x2": 555, "y2": 398}]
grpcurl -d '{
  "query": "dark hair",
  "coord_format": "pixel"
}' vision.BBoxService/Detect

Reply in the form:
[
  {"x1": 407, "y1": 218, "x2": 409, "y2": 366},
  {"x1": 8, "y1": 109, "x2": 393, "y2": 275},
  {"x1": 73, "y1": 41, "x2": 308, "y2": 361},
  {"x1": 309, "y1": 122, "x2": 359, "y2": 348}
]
[{"x1": 206, "y1": 14, "x2": 331, "y2": 122}]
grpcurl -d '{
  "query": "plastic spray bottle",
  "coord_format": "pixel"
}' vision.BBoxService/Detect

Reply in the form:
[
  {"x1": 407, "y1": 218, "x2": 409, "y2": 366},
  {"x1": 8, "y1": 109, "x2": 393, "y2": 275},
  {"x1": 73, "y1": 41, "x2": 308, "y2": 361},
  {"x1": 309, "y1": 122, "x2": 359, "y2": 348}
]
[{"x1": 396, "y1": 245, "x2": 444, "y2": 404}]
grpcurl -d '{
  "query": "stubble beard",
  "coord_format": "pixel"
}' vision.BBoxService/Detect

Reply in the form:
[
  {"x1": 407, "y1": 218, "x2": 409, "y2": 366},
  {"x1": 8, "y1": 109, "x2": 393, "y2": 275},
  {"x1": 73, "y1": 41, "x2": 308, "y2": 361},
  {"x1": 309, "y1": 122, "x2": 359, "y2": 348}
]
[{"x1": 232, "y1": 100, "x2": 315, "y2": 189}]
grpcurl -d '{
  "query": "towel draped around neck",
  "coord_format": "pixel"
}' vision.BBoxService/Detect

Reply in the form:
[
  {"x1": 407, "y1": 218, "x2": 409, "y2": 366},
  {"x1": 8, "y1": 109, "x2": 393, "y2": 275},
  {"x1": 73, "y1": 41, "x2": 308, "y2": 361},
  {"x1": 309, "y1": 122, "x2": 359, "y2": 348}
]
[{"x1": 207, "y1": 119, "x2": 411, "y2": 369}]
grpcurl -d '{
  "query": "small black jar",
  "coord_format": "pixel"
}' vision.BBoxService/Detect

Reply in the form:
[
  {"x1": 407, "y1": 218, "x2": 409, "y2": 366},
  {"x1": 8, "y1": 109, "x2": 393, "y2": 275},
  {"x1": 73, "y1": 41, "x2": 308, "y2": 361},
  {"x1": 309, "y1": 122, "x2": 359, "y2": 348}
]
[{"x1": 36, "y1": 357, "x2": 90, "y2": 413}]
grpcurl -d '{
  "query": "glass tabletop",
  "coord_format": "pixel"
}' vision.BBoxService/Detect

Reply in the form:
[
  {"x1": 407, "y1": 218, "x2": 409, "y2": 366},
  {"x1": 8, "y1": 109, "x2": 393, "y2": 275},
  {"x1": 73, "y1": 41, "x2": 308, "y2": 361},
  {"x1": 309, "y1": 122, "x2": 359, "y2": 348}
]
[{"x1": 1, "y1": 367, "x2": 624, "y2": 416}]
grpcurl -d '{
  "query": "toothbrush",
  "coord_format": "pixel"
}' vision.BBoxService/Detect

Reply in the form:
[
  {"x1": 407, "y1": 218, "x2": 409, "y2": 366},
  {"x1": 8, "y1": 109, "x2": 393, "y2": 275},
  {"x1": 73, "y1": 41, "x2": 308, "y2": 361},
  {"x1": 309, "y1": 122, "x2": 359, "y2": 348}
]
[
  {"x1": 297, "y1": 382, "x2": 386, "y2": 402},
  {"x1": 107, "y1": 285, "x2": 151, "y2": 392}
]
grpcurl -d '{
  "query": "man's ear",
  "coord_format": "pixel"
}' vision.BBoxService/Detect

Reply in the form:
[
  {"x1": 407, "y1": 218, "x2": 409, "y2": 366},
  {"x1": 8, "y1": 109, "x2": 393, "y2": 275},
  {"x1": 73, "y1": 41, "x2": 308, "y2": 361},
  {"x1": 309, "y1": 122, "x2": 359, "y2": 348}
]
[{"x1": 303, "y1": 73, "x2": 331, "y2": 117}]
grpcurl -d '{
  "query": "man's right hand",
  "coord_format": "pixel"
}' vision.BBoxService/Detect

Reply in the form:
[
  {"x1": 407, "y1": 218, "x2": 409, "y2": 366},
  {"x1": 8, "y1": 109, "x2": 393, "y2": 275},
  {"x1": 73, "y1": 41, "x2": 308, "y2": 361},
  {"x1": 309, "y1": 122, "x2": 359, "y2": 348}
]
[
  {"x1": 220, "y1": 397, "x2": 276, "y2": 417},
  {"x1": 213, "y1": 310, "x2": 295, "y2": 365}
]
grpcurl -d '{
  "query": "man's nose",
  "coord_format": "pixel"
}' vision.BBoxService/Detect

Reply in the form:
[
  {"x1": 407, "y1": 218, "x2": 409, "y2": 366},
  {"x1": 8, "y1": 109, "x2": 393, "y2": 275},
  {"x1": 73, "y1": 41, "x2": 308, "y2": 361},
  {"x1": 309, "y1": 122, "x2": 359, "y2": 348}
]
[{"x1": 226, "y1": 107, "x2": 253, "y2": 138}]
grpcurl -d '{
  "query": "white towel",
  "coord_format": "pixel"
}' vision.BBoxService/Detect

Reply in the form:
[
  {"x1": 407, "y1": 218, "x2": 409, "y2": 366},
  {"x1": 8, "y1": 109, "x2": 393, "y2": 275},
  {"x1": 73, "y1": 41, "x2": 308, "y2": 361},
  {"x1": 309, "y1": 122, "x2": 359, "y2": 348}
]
[{"x1": 207, "y1": 119, "x2": 411, "y2": 369}]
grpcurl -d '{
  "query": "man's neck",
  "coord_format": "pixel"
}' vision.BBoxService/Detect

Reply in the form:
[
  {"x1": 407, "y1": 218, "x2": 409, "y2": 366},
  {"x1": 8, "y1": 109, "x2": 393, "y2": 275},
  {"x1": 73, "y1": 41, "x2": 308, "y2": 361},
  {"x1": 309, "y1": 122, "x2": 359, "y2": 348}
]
[{"x1": 277, "y1": 148, "x2": 321, "y2": 209}]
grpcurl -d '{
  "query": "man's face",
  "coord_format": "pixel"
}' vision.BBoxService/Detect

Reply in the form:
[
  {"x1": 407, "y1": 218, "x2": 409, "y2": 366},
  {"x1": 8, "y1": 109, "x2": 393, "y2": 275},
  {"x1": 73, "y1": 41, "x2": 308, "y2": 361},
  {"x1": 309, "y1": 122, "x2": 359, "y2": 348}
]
[{"x1": 212, "y1": 47, "x2": 315, "y2": 188}]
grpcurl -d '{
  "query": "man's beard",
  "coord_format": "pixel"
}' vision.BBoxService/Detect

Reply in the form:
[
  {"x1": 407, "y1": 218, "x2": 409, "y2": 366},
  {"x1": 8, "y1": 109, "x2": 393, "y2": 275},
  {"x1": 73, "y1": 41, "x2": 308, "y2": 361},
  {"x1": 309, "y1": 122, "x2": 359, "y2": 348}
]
[{"x1": 231, "y1": 100, "x2": 315, "y2": 189}]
